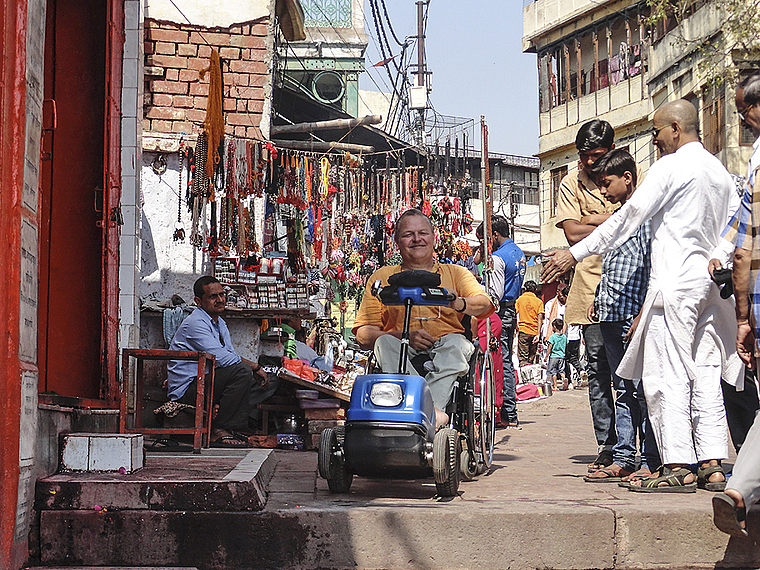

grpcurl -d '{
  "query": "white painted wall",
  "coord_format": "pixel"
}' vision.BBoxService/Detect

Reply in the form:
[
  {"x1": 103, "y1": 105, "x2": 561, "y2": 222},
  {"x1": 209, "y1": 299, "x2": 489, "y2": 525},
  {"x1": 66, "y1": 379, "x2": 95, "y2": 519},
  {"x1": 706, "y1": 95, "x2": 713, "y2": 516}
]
[
  {"x1": 146, "y1": 0, "x2": 271, "y2": 27},
  {"x1": 140, "y1": 151, "x2": 214, "y2": 303}
]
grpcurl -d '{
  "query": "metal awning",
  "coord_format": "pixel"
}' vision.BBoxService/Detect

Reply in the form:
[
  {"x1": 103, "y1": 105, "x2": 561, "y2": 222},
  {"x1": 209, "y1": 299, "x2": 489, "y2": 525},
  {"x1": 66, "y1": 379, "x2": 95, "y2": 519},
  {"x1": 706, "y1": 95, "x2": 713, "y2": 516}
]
[{"x1": 273, "y1": 84, "x2": 425, "y2": 165}]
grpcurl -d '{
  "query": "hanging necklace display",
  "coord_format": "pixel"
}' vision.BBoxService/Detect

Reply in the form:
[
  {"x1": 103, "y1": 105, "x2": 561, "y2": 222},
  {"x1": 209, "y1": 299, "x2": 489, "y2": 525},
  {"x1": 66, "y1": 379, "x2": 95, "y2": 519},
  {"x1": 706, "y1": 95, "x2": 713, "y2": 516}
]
[
  {"x1": 190, "y1": 133, "x2": 210, "y2": 249},
  {"x1": 174, "y1": 142, "x2": 186, "y2": 242}
]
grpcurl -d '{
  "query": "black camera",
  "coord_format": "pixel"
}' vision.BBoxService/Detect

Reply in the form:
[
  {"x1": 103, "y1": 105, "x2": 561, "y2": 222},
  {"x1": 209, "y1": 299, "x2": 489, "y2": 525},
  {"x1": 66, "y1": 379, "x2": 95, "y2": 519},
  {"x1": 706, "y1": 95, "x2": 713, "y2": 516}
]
[{"x1": 711, "y1": 268, "x2": 733, "y2": 299}]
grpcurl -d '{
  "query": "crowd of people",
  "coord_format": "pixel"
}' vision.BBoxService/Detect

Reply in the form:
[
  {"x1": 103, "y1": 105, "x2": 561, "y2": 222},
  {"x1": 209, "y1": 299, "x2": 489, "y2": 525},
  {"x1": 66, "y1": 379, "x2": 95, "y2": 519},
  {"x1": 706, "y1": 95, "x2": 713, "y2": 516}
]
[
  {"x1": 161, "y1": 70, "x2": 760, "y2": 540},
  {"x1": 542, "y1": 72, "x2": 760, "y2": 536}
]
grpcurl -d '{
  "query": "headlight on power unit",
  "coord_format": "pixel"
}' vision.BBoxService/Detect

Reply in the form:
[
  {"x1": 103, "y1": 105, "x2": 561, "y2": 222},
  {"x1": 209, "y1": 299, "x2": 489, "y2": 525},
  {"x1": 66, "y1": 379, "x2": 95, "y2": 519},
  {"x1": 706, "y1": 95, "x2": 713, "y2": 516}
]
[{"x1": 370, "y1": 382, "x2": 403, "y2": 407}]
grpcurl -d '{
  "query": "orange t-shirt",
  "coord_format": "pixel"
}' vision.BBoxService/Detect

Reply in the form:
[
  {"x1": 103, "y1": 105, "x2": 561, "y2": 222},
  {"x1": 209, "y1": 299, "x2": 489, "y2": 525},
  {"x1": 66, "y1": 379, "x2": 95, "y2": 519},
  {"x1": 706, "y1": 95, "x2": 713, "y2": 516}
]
[
  {"x1": 515, "y1": 292, "x2": 544, "y2": 335},
  {"x1": 352, "y1": 263, "x2": 494, "y2": 339}
]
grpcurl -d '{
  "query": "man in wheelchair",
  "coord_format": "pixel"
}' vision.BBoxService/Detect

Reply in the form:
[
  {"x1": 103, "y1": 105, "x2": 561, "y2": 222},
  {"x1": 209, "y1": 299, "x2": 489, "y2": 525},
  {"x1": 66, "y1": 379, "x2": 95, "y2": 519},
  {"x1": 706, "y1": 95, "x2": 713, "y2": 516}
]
[{"x1": 352, "y1": 209, "x2": 495, "y2": 429}]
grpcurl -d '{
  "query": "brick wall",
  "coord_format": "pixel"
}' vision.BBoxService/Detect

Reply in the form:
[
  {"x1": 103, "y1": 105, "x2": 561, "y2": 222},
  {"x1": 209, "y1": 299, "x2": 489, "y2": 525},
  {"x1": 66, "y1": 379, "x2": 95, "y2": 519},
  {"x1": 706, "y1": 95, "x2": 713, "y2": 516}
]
[{"x1": 144, "y1": 18, "x2": 270, "y2": 139}]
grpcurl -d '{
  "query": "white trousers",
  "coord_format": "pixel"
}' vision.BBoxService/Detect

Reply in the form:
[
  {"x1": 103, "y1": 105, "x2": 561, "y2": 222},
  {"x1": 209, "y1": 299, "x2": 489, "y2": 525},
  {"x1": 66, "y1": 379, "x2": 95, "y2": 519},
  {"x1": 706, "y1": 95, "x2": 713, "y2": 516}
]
[
  {"x1": 641, "y1": 310, "x2": 728, "y2": 464},
  {"x1": 375, "y1": 333, "x2": 474, "y2": 411}
]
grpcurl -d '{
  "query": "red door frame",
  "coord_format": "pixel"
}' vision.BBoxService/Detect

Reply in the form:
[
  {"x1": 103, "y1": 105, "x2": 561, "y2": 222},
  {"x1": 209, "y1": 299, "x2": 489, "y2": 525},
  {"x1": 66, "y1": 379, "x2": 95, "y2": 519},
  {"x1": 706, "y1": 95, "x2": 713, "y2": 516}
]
[
  {"x1": 102, "y1": 0, "x2": 123, "y2": 404},
  {"x1": 0, "y1": 0, "x2": 28, "y2": 566}
]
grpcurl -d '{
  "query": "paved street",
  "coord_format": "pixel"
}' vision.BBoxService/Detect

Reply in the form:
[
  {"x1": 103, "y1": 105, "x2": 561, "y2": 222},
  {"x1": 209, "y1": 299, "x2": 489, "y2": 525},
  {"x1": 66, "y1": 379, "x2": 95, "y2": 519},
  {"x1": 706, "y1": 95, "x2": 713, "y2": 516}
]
[
  {"x1": 262, "y1": 388, "x2": 759, "y2": 570},
  {"x1": 35, "y1": 388, "x2": 760, "y2": 570}
]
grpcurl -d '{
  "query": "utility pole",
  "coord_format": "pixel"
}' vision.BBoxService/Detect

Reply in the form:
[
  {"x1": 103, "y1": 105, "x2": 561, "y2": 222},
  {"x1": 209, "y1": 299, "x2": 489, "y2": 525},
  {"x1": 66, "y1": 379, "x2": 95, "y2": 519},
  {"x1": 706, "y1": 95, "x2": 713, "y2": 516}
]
[
  {"x1": 481, "y1": 115, "x2": 491, "y2": 345},
  {"x1": 416, "y1": 0, "x2": 425, "y2": 148}
]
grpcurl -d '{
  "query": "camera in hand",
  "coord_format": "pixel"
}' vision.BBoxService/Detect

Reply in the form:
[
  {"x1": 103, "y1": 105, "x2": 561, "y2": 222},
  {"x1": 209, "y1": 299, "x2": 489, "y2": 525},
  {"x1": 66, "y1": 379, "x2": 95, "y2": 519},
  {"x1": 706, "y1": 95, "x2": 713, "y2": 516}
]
[{"x1": 711, "y1": 268, "x2": 733, "y2": 299}]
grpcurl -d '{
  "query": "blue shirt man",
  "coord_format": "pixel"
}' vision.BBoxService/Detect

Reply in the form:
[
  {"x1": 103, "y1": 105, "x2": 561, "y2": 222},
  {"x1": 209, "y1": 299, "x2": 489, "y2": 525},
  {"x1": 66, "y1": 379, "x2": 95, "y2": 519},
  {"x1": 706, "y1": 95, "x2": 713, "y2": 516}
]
[
  {"x1": 168, "y1": 308, "x2": 242, "y2": 400},
  {"x1": 481, "y1": 215, "x2": 526, "y2": 428},
  {"x1": 168, "y1": 276, "x2": 272, "y2": 447}
]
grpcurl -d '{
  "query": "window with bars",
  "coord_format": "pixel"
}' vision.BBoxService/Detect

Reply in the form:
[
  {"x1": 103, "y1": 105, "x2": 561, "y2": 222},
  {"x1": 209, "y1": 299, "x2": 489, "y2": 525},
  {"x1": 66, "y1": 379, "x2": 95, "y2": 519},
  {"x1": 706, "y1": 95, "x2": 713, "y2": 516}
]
[
  {"x1": 703, "y1": 89, "x2": 725, "y2": 155},
  {"x1": 550, "y1": 166, "x2": 568, "y2": 218},
  {"x1": 741, "y1": 123, "x2": 755, "y2": 146},
  {"x1": 301, "y1": 0, "x2": 352, "y2": 28}
]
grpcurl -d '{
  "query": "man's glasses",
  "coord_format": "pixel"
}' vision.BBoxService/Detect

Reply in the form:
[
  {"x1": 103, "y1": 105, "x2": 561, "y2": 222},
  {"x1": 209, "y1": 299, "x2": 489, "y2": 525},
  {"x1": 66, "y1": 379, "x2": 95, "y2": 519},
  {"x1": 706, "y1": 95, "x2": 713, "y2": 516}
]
[
  {"x1": 738, "y1": 103, "x2": 756, "y2": 122},
  {"x1": 648, "y1": 125, "x2": 666, "y2": 140}
]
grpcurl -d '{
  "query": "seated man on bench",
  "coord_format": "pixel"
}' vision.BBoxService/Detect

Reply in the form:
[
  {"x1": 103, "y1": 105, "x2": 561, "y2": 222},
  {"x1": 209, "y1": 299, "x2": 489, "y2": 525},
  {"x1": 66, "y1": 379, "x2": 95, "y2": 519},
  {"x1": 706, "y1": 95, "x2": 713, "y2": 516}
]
[
  {"x1": 168, "y1": 275, "x2": 274, "y2": 447},
  {"x1": 353, "y1": 209, "x2": 495, "y2": 428}
]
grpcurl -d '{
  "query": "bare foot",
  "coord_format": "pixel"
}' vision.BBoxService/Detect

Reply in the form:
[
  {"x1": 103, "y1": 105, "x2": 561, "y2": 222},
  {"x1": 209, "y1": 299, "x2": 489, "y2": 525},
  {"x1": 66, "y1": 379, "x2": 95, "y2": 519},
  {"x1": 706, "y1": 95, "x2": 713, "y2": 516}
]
[{"x1": 725, "y1": 488, "x2": 746, "y2": 510}]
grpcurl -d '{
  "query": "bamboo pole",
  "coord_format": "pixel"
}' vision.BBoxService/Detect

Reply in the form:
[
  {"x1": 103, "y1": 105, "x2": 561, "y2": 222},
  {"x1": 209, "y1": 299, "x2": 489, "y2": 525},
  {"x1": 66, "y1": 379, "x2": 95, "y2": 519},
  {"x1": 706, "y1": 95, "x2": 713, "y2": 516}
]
[
  {"x1": 272, "y1": 140, "x2": 375, "y2": 153},
  {"x1": 270, "y1": 115, "x2": 382, "y2": 136}
]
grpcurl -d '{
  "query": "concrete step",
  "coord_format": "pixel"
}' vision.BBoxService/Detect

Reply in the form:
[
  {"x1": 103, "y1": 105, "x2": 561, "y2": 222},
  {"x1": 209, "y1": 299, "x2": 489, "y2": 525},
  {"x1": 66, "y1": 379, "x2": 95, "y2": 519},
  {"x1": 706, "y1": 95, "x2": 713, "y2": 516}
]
[
  {"x1": 32, "y1": 393, "x2": 760, "y2": 569},
  {"x1": 36, "y1": 449, "x2": 275, "y2": 512},
  {"x1": 27, "y1": 567, "x2": 197, "y2": 570}
]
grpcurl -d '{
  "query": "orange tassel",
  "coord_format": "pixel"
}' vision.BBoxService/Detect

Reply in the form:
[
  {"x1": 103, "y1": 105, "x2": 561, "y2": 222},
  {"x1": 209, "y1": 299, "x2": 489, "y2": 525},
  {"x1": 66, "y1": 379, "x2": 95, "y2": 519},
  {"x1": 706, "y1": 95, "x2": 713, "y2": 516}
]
[{"x1": 200, "y1": 49, "x2": 224, "y2": 179}]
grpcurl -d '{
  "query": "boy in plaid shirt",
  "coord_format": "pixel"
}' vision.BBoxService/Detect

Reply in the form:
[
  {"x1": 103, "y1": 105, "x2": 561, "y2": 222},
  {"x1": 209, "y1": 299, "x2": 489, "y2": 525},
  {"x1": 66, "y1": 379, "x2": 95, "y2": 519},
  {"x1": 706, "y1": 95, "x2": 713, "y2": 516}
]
[{"x1": 584, "y1": 149, "x2": 661, "y2": 483}]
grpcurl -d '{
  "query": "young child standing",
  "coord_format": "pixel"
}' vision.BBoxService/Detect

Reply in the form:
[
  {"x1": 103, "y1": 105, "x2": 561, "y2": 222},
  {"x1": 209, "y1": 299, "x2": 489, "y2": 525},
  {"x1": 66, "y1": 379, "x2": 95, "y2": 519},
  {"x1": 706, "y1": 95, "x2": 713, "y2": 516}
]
[
  {"x1": 545, "y1": 318, "x2": 568, "y2": 391},
  {"x1": 584, "y1": 149, "x2": 660, "y2": 484}
]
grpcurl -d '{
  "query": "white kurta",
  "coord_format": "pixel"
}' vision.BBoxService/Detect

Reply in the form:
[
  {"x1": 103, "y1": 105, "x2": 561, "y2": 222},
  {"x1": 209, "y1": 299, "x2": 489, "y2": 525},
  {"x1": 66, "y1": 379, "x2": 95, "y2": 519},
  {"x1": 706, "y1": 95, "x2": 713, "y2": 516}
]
[{"x1": 570, "y1": 142, "x2": 742, "y2": 463}]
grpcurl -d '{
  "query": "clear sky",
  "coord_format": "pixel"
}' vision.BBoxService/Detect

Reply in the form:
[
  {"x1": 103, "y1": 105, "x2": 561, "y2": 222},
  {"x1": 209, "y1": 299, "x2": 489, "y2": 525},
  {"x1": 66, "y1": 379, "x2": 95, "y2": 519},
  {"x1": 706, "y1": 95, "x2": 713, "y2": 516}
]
[{"x1": 360, "y1": 0, "x2": 539, "y2": 158}]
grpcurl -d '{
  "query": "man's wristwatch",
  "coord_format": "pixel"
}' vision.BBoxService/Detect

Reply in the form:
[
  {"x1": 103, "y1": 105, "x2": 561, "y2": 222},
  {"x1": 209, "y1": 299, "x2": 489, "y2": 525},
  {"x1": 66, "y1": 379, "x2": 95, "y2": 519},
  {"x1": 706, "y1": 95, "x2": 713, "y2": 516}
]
[
  {"x1": 455, "y1": 296, "x2": 467, "y2": 313},
  {"x1": 251, "y1": 363, "x2": 262, "y2": 373}
]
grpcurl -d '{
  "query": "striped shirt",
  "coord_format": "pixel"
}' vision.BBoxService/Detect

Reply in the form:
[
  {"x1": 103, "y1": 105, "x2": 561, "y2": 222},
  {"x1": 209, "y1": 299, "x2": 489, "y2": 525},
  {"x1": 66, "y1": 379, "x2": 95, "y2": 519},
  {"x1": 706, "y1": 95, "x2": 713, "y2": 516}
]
[
  {"x1": 595, "y1": 221, "x2": 651, "y2": 322},
  {"x1": 722, "y1": 155, "x2": 760, "y2": 342}
]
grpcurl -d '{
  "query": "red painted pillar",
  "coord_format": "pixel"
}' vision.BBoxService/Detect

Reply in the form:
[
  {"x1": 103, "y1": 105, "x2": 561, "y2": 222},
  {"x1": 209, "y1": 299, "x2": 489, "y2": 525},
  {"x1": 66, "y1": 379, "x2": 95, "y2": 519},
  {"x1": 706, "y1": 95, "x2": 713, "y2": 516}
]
[{"x1": 0, "y1": 0, "x2": 28, "y2": 567}]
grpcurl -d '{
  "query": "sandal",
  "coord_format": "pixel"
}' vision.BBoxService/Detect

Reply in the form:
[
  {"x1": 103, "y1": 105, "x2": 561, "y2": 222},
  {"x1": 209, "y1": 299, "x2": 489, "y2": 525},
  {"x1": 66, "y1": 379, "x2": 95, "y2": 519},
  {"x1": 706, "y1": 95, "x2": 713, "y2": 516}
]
[
  {"x1": 588, "y1": 450, "x2": 614, "y2": 473},
  {"x1": 628, "y1": 466, "x2": 697, "y2": 493},
  {"x1": 210, "y1": 430, "x2": 251, "y2": 448},
  {"x1": 698, "y1": 463, "x2": 726, "y2": 492},
  {"x1": 712, "y1": 493, "x2": 748, "y2": 538},
  {"x1": 584, "y1": 464, "x2": 633, "y2": 483},
  {"x1": 618, "y1": 467, "x2": 652, "y2": 488},
  {"x1": 144, "y1": 438, "x2": 193, "y2": 452}
]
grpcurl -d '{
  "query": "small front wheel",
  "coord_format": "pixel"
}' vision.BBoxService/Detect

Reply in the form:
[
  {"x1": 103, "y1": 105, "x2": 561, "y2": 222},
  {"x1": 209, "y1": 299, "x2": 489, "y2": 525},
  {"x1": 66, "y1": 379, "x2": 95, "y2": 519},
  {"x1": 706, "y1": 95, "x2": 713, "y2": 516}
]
[
  {"x1": 318, "y1": 427, "x2": 352, "y2": 493},
  {"x1": 433, "y1": 428, "x2": 460, "y2": 497}
]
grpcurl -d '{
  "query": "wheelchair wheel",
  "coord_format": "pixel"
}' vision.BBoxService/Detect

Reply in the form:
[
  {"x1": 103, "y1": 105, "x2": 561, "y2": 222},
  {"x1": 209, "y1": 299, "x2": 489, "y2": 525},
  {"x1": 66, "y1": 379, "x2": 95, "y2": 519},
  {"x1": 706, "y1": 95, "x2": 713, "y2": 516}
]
[
  {"x1": 433, "y1": 427, "x2": 460, "y2": 497},
  {"x1": 476, "y1": 350, "x2": 496, "y2": 471},
  {"x1": 460, "y1": 385, "x2": 479, "y2": 481},
  {"x1": 318, "y1": 427, "x2": 352, "y2": 493}
]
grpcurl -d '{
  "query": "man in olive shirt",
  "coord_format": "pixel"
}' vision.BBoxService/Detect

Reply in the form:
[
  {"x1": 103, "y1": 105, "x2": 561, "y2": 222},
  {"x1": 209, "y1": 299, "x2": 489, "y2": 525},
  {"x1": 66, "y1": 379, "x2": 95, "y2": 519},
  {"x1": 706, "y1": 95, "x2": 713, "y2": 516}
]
[{"x1": 554, "y1": 120, "x2": 619, "y2": 471}]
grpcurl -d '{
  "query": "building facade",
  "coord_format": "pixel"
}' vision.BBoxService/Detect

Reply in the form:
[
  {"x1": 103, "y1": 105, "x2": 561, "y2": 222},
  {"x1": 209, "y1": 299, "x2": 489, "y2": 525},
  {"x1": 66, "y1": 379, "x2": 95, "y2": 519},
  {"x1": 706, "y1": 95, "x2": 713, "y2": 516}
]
[{"x1": 523, "y1": 0, "x2": 758, "y2": 254}]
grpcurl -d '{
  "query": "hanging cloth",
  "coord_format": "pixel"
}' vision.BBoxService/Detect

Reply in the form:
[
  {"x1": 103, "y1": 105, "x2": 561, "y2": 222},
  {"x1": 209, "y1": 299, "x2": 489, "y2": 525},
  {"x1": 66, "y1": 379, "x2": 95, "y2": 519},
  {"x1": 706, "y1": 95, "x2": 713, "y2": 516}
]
[{"x1": 199, "y1": 49, "x2": 224, "y2": 179}]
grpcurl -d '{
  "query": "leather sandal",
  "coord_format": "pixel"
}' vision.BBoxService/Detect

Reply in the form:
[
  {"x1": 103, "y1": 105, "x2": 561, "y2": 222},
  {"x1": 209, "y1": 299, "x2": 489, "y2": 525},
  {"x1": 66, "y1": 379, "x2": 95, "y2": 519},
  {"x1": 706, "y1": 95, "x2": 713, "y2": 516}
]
[
  {"x1": 584, "y1": 464, "x2": 633, "y2": 483},
  {"x1": 698, "y1": 463, "x2": 726, "y2": 492},
  {"x1": 712, "y1": 493, "x2": 748, "y2": 538},
  {"x1": 628, "y1": 466, "x2": 697, "y2": 493},
  {"x1": 588, "y1": 450, "x2": 613, "y2": 473},
  {"x1": 618, "y1": 467, "x2": 652, "y2": 488}
]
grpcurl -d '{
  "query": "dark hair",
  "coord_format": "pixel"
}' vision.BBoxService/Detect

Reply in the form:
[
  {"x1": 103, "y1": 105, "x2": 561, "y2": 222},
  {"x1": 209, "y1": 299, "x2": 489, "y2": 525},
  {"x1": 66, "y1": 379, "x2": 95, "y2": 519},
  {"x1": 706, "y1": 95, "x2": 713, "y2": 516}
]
[
  {"x1": 575, "y1": 119, "x2": 615, "y2": 151},
  {"x1": 592, "y1": 149, "x2": 638, "y2": 187},
  {"x1": 524, "y1": 280, "x2": 538, "y2": 294},
  {"x1": 194, "y1": 275, "x2": 220, "y2": 299},
  {"x1": 560, "y1": 285, "x2": 570, "y2": 296},
  {"x1": 394, "y1": 208, "x2": 433, "y2": 241},
  {"x1": 491, "y1": 215, "x2": 510, "y2": 238},
  {"x1": 739, "y1": 71, "x2": 760, "y2": 106},
  {"x1": 552, "y1": 318, "x2": 564, "y2": 330}
]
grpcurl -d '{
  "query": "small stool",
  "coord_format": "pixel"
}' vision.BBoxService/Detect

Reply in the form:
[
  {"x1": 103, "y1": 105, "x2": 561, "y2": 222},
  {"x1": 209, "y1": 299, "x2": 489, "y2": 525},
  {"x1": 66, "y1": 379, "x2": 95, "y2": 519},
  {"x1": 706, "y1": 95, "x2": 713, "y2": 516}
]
[{"x1": 120, "y1": 349, "x2": 215, "y2": 453}]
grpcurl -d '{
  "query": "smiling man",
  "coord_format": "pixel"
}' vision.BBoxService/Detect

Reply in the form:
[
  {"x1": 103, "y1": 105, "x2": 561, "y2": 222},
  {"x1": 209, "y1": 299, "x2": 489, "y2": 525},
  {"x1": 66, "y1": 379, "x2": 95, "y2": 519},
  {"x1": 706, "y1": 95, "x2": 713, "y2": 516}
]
[
  {"x1": 543, "y1": 100, "x2": 742, "y2": 492},
  {"x1": 353, "y1": 209, "x2": 494, "y2": 427}
]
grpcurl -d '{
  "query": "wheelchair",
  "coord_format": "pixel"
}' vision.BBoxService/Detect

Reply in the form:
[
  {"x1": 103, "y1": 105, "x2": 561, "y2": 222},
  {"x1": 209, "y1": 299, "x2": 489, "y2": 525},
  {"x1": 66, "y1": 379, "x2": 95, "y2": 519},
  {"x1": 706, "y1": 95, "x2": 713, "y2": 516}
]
[{"x1": 318, "y1": 270, "x2": 496, "y2": 497}]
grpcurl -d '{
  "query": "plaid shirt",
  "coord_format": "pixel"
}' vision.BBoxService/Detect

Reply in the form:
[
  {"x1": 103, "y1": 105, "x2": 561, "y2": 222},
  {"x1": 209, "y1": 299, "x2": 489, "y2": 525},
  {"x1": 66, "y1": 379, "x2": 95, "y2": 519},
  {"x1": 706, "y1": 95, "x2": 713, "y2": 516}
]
[
  {"x1": 722, "y1": 162, "x2": 760, "y2": 340},
  {"x1": 595, "y1": 221, "x2": 651, "y2": 322}
]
